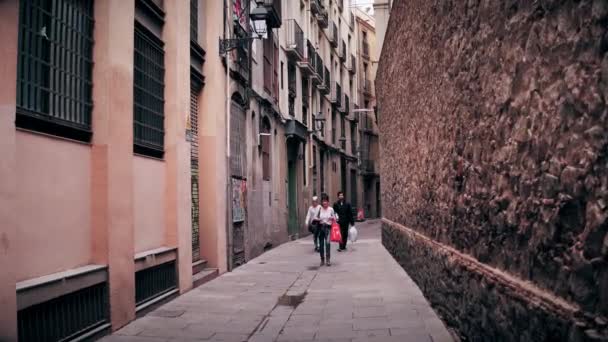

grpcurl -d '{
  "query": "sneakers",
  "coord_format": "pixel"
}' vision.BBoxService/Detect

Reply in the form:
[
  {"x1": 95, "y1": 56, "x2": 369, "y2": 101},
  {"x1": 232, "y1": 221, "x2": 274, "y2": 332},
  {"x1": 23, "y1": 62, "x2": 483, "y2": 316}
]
[
  {"x1": 326, "y1": 260, "x2": 331, "y2": 266},
  {"x1": 320, "y1": 260, "x2": 325, "y2": 267},
  {"x1": 314, "y1": 247, "x2": 319, "y2": 252}
]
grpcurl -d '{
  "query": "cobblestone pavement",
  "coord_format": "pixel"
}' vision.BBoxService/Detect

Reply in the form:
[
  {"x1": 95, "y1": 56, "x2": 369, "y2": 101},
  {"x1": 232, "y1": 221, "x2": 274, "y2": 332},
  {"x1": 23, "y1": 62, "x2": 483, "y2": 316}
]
[{"x1": 101, "y1": 220, "x2": 453, "y2": 342}]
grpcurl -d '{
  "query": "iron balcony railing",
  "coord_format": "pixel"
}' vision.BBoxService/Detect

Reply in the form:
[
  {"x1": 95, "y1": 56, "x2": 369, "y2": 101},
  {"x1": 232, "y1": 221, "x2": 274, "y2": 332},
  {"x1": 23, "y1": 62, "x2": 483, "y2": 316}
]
[
  {"x1": 298, "y1": 40, "x2": 316, "y2": 74},
  {"x1": 360, "y1": 159, "x2": 376, "y2": 174},
  {"x1": 361, "y1": 112, "x2": 376, "y2": 133},
  {"x1": 362, "y1": 41, "x2": 370, "y2": 58},
  {"x1": 329, "y1": 22, "x2": 338, "y2": 47},
  {"x1": 311, "y1": 0, "x2": 322, "y2": 15},
  {"x1": 344, "y1": 94, "x2": 350, "y2": 114},
  {"x1": 349, "y1": 55, "x2": 356, "y2": 74},
  {"x1": 340, "y1": 40, "x2": 347, "y2": 61},
  {"x1": 285, "y1": 19, "x2": 304, "y2": 60},
  {"x1": 302, "y1": 80, "x2": 310, "y2": 107},
  {"x1": 316, "y1": 53, "x2": 323, "y2": 79},
  {"x1": 320, "y1": 67, "x2": 330, "y2": 94},
  {"x1": 331, "y1": 82, "x2": 342, "y2": 108},
  {"x1": 288, "y1": 71, "x2": 297, "y2": 99},
  {"x1": 316, "y1": 4, "x2": 329, "y2": 29}
]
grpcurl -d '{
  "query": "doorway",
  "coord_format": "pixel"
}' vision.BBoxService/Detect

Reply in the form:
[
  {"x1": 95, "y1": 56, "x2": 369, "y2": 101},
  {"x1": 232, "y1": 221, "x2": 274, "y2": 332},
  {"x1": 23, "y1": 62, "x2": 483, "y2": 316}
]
[{"x1": 287, "y1": 139, "x2": 299, "y2": 237}]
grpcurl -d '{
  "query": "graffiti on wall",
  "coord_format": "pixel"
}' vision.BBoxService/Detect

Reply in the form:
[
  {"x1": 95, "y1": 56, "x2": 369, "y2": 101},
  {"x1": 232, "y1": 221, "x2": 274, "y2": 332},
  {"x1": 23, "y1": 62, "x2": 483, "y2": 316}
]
[{"x1": 232, "y1": 178, "x2": 247, "y2": 223}]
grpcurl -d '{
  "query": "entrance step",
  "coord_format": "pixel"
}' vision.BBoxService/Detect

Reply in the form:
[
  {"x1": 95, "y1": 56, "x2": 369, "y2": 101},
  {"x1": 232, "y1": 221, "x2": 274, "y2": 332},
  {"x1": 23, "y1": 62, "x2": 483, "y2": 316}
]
[
  {"x1": 192, "y1": 259, "x2": 208, "y2": 275},
  {"x1": 192, "y1": 268, "x2": 219, "y2": 288}
]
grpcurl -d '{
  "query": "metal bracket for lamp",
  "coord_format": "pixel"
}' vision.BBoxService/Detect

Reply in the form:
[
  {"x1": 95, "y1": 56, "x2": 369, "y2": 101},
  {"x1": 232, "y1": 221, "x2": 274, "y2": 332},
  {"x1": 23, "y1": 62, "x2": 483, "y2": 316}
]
[{"x1": 219, "y1": 36, "x2": 259, "y2": 56}]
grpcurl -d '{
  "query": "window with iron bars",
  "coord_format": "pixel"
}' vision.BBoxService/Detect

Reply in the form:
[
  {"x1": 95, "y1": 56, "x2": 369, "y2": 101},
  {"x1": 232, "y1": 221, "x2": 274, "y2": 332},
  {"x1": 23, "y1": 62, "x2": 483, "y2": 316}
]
[
  {"x1": 190, "y1": 0, "x2": 198, "y2": 42},
  {"x1": 16, "y1": 0, "x2": 94, "y2": 142},
  {"x1": 133, "y1": 22, "x2": 165, "y2": 158}
]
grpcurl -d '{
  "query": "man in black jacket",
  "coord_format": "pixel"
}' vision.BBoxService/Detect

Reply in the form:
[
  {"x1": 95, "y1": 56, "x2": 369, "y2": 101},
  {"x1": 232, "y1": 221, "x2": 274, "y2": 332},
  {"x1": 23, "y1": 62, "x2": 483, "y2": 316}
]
[{"x1": 333, "y1": 191, "x2": 354, "y2": 251}]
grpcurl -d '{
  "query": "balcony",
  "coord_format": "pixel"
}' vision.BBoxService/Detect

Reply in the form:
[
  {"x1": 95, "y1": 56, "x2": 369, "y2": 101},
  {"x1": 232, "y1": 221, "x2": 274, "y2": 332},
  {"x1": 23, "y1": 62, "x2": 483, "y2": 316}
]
[
  {"x1": 315, "y1": 4, "x2": 329, "y2": 29},
  {"x1": 288, "y1": 73, "x2": 297, "y2": 100},
  {"x1": 297, "y1": 40, "x2": 316, "y2": 75},
  {"x1": 349, "y1": 54, "x2": 356, "y2": 74},
  {"x1": 363, "y1": 79, "x2": 374, "y2": 97},
  {"x1": 285, "y1": 19, "x2": 304, "y2": 61},
  {"x1": 311, "y1": 0, "x2": 322, "y2": 15},
  {"x1": 362, "y1": 41, "x2": 370, "y2": 59},
  {"x1": 339, "y1": 40, "x2": 346, "y2": 61},
  {"x1": 360, "y1": 159, "x2": 377, "y2": 175},
  {"x1": 328, "y1": 22, "x2": 338, "y2": 48},
  {"x1": 344, "y1": 94, "x2": 350, "y2": 114},
  {"x1": 331, "y1": 82, "x2": 342, "y2": 108},
  {"x1": 231, "y1": 24, "x2": 249, "y2": 83},
  {"x1": 320, "y1": 67, "x2": 330, "y2": 95},
  {"x1": 316, "y1": 58, "x2": 327, "y2": 92},
  {"x1": 361, "y1": 112, "x2": 378, "y2": 135},
  {"x1": 251, "y1": 0, "x2": 282, "y2": 29},
  {"x1": 310, "y1": 52, "x2": 322, "y2": 85},
  {"x1": 285, "y1": 119, "x2": 308, "y2": 142}
]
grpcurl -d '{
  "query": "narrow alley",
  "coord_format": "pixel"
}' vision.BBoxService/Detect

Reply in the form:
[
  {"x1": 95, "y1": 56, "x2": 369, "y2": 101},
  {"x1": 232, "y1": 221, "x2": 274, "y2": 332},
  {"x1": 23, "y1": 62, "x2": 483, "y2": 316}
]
[{"x1": 101, "y1": 220, "x2": 453, "y2": 342}]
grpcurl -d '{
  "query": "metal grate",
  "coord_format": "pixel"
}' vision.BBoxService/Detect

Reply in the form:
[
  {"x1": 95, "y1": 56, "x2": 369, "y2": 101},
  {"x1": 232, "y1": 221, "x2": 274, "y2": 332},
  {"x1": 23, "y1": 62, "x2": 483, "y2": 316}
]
[
  {"x1": 135, "y1": 261, "x2": 177, "y2": 305},
  {"x1": 190, "y1": 0, "x2": 198, "y2": 42},
  {"x1": 134, "y1": 22, "x2": 165, "y2": 157},
  {"x1": 18, "y1": 282, "x2": 108, "y2": 342},
  {"x1": 230, "y1": 101, "x2": 247, "y2": 177},
  {"x1": 16, "y1": 0, "x2": 94, "y2": 141},
  {"x1": 190, "y1": 85, "x2": 201, "y2": 262}
]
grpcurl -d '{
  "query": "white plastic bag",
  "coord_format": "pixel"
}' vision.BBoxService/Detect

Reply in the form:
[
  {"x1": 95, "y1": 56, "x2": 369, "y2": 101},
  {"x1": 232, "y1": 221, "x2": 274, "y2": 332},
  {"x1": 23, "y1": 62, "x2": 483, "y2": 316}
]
[{"x1": 348, "y1": 225, "x2": 358, "y2": 243}]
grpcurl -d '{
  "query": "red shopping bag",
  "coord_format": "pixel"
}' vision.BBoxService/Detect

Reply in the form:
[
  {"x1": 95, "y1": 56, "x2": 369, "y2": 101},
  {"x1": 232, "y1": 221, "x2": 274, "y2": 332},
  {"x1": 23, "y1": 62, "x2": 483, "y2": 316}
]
[{"x1": 330, "y1": 221, "x2": 342, "y2": 243}]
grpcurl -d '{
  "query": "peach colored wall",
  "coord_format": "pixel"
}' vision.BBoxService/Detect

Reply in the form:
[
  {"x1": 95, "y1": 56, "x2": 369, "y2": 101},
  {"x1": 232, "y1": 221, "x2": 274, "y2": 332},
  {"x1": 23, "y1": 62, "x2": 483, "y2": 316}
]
[
  {"x1": 15, "y1": 131, "x2": 91, "y2": 282},
  {"x1": 133, "y1": 156, "x2": 166, "y2": 253},
  {"x1": 0, "y1": 1, "x2": 19, "y2": 338}
]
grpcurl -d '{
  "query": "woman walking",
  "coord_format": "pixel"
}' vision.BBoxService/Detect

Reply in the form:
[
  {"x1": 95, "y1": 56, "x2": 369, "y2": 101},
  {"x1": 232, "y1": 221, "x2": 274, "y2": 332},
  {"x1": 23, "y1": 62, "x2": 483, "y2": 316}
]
[
  {"x1": 317, "y1": 193, "x2": 338, "y2": 267},
  {"x1": 304, "y1": 196, "x2": 321, "y2": 252}
]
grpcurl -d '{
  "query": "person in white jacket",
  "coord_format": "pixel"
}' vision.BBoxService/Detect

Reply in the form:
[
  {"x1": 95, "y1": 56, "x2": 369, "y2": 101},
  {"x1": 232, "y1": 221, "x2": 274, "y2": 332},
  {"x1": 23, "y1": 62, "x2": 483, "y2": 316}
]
[
  {"x1": 305, "y1": 196, "x2": 321, "y2": 252},
  {"x1": 316, "y1": 193, "x2": 338, "y2": 267}
]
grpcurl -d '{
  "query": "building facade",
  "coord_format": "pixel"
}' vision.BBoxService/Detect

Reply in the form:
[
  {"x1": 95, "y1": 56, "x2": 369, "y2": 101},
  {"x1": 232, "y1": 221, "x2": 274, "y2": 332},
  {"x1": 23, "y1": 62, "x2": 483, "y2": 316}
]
[
  {"x1": 0, "y1": 0, "x2": 378, "y2": 340},
  {"x1": 353, "y1": 8, "x2": 381, "y2": 219},
  {"x1": 373, "y1": 0, "x2": 393, "y2": 57}
]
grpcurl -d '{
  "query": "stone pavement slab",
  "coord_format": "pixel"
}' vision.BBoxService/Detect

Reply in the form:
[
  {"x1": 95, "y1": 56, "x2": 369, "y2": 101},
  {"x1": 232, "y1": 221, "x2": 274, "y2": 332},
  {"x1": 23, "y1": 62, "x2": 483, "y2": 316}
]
[{"x1": 101, "y1": 220, "x2": 453, "y2": 342}]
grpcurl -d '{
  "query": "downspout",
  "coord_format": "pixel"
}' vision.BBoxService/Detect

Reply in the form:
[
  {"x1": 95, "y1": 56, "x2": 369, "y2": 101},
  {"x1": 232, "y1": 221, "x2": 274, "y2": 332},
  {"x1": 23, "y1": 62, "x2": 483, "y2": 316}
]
[{"x1": 224, "y1": 0, "x2": 233, "y2": 271}]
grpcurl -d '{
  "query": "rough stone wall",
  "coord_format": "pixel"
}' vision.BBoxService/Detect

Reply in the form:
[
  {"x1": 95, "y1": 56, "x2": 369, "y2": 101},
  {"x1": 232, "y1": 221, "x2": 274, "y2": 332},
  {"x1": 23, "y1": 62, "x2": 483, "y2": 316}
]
[{"x1": 377, "y1": 0, "x2": 608, "y2": 340}]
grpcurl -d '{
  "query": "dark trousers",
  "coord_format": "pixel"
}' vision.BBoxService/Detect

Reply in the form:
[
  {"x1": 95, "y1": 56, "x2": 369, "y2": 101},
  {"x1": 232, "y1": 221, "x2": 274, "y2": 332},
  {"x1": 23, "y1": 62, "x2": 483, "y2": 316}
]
[
  {"x1": 339, "y1": 222, "x2": 349, "y2": 250},
  {"x1": 312, "y1": 225, "x2": 320, "y2": 248},
  {"x1": 317, "y1": 225, "x2": 331, "y2": 261}
]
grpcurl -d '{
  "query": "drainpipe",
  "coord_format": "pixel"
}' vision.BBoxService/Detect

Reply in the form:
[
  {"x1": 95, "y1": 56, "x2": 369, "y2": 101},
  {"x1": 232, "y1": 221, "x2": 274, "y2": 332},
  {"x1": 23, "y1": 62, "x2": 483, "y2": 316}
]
[{"x1": 224, "y1": 0, "x2": 233, "y2": 271}]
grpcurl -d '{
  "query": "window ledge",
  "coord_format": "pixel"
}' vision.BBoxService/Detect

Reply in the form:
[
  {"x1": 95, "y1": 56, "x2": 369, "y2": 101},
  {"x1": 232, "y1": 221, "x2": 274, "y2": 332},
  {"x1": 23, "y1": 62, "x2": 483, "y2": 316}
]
[
  {"x1": 17, "y1": 264, "x2": 108, "y2": 310},
  {"x1": 135, "y1": 246, "x2": 177, "y2": 272}
]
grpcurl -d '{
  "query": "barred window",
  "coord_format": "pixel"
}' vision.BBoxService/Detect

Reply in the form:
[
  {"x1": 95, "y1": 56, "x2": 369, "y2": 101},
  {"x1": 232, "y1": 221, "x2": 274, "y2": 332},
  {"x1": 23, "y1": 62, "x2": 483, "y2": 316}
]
[
  {"x1": 133, "y1": 22, "x2": 165, "y2": 157},
  {"x1": 230, "y1": 100, "x2": 247, "y2": 178},
  {"x1": 16, "y1": 0, "x2": 94, "y2": 142},
  {"x1": 190, "y1": 0, "x2": 198, "y2": 42}
]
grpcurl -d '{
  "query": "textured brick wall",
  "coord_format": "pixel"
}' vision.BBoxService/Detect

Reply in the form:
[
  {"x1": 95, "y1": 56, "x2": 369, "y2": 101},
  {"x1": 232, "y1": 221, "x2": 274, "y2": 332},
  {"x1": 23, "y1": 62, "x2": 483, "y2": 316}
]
[{"x1": 377, "y1": 0, "x2": 608, "y2": 340}]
